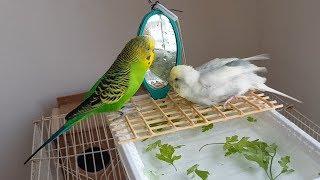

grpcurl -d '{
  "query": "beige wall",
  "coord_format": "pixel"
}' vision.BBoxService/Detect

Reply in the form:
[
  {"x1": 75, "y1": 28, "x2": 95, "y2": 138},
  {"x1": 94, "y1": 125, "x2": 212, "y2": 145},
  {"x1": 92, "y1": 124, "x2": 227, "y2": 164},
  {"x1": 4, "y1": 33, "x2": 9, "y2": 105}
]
[
  {"x1": 258, "y1": 0, "x2": 320, "y2": 124},
  {"x1": 0, "y1": 0, "x2": 259, "y2": 178},
  {"x1": 173, "y1": 0, "x2": 260, "y2": 66}
]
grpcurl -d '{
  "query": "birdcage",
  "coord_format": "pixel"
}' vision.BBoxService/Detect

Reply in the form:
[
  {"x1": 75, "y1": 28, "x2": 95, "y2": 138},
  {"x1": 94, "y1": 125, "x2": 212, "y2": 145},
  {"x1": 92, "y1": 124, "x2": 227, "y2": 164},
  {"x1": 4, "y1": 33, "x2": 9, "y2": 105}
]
[
  {"x1": 29, "y1": 90, "x2": 278, "y2": 180},
  {"x1": 30, "y1": 93, "x2": 127, "y2": 180},
  {"x1": 267, "y1": 92, "x2": 320, "y2": 142},
  {"x1": 29, "y1": 90, "x2": 320, "y2": 180}
]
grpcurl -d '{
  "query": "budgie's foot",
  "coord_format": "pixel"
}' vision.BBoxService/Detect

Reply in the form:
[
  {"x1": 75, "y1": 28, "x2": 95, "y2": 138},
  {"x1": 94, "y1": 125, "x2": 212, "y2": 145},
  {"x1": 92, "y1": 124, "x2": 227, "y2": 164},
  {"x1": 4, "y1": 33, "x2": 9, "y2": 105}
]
[
  {"x1": 105, "y1": 112, "x2": 123, "y2": 125},
  {"x1": 223, "y1": 95, "x2": 247, "y2": 109},
  {"x1": 121, "y1": 103, "x2": 142, "y2": 112},
  {"x1": 223, "y1": 96, "x2": 236, "y2": 109},
  {"x1": 118, "y1": 103, "x2": 141, "y2": 117},
  {"x1": 120, "y1": 106, "x2": 134, "y2": 115},
  {"x1": 109, "y1": 103, "x2": 142, "y2": 123},
  {"x1": 108, "y1": 109, "x2": 131, "y2": 123},
  {"x1": 107, "y1": 104, "x2": 137, "y2": 123},
  {"x1": 123, "y1": 103, "x2": 142, "y2": 111}
]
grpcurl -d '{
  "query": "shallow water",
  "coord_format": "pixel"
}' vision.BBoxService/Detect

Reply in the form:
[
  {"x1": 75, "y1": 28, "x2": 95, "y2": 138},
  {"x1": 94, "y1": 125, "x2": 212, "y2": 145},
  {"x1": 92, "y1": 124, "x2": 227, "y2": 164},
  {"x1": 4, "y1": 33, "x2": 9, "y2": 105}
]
[{"x1": 134, "y1": 112, "x2": 320, "y2": 180}]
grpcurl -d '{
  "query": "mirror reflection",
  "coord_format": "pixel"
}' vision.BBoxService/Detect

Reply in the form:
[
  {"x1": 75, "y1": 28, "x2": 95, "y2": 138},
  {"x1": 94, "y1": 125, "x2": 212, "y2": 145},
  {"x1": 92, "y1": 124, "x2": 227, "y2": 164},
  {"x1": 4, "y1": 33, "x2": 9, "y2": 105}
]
[{"x1": 143, "y1": 14, "x2": 177, "y2": 89}]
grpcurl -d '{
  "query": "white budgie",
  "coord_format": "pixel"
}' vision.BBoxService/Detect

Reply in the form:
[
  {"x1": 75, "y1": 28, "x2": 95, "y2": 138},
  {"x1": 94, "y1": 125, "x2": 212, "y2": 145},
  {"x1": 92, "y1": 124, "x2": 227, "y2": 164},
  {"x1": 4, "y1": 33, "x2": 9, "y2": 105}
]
[{"x1": 169, "y1": 54, "x2": 301, "y2": 107}]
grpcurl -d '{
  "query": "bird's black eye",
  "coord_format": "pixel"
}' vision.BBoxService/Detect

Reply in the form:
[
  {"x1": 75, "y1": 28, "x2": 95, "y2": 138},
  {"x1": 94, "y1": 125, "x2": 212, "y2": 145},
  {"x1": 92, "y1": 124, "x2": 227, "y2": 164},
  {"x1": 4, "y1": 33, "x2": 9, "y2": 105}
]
[{"x1": 174, "y1": 78, "x2": 179, "y2": 81}]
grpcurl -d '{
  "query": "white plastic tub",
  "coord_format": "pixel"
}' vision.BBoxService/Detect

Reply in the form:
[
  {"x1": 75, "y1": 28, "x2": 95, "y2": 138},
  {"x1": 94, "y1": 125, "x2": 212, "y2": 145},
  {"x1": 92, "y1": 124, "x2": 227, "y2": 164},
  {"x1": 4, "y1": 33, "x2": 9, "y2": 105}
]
[{"x1": 118, "y1": 110, "x2": 320, "y2": 180}]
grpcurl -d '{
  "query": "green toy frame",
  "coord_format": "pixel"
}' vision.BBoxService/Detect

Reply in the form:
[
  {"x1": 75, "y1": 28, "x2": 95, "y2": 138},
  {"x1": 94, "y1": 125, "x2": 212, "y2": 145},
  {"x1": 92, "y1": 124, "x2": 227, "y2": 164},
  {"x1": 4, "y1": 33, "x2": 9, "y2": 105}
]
[{"x1": 138, "y1": 9, "x2": 183, "y2": 99}]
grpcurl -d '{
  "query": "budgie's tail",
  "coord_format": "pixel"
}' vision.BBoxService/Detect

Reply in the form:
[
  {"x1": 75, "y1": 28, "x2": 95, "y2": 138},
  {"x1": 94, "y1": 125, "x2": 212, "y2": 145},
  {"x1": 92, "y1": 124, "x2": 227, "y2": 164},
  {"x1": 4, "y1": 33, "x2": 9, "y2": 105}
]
[
  {"x1": 242, "y1": 54, "x2": 270, "y2": 61},
  {"x1": 24, "y1": 118, "x2": 79, "y2": 164},
  {"x1": 256, "y1": 84, "x2": 302, "y2": 103}
]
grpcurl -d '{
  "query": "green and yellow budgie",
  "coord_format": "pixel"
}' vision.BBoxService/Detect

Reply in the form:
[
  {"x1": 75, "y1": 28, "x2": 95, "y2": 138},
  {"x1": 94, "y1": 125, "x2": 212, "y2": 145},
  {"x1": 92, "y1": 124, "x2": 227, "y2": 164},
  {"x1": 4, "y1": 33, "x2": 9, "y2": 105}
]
[{"x1": 24, "y1": 36, "x2": 155, "y2": 164}]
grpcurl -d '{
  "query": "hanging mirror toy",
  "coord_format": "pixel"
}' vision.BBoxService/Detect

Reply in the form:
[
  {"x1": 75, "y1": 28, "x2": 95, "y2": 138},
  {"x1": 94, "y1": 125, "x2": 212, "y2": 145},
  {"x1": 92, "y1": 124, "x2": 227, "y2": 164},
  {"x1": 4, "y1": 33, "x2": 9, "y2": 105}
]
[{"x1": 138, "y1": 1, "x2": 183, "y2": 99}]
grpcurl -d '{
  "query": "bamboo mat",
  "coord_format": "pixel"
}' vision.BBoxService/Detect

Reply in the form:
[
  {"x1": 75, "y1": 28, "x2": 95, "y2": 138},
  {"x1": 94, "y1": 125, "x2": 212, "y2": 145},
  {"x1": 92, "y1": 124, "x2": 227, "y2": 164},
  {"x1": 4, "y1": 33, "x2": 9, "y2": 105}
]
[{"x1": 109, "y1": 91, "x2": 283, "y2": 144}]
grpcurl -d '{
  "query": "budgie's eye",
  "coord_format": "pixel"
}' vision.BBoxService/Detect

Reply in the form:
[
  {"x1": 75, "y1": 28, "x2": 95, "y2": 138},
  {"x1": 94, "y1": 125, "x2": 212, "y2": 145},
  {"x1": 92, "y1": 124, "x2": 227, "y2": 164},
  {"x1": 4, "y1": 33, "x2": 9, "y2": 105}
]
[{"x1": 174, "y1": 78, "x2": 179, "y2": 81}]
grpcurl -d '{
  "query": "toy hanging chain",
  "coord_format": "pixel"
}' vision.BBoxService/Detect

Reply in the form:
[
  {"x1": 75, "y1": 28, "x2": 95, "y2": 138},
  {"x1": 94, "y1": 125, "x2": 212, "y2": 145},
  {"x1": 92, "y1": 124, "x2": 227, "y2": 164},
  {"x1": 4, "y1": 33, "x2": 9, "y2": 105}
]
[{"x1": 146, "y1": 0, "x2": 187, "y2": 64}]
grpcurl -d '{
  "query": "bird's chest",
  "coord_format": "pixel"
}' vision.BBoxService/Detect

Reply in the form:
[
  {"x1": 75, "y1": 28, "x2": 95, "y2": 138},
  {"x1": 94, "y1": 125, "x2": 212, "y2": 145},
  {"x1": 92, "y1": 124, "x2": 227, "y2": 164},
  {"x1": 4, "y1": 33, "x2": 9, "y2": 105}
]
[
  {"x1": 130, "y1": 63, "x2": 148, "y2": 85},
  {"x1": 125, "y1": 63, "x2": 148, "y2": 98}
]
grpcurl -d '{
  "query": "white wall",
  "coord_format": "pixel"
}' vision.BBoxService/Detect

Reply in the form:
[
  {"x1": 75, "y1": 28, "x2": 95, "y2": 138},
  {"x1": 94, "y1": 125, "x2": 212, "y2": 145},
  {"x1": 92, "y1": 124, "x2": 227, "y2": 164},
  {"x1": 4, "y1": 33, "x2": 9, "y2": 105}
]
[
  {"x1": 0, "y1": 0, "x2": 259, "y2": 178},
  {"x1": 171, "y1": 0, "x2": 260, "y2": 66},
  {"x1": 258, "y1": 0, "x2": 320, "y2": 124}
]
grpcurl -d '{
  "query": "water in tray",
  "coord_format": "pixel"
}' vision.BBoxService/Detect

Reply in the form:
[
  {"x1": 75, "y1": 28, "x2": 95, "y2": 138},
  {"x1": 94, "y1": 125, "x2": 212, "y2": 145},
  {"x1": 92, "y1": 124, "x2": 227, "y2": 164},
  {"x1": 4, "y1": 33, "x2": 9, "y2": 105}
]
[{"x1": 134, "y1": 111, "x2": 320, "y2": 180}]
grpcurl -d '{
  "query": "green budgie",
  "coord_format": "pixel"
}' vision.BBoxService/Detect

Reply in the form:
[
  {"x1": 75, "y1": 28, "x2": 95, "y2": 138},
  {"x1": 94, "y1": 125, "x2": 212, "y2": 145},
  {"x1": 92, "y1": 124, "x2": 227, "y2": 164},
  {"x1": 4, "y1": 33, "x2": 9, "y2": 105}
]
[{"x1": 24, "y1": 36, "x2": 155, "y2": 164}]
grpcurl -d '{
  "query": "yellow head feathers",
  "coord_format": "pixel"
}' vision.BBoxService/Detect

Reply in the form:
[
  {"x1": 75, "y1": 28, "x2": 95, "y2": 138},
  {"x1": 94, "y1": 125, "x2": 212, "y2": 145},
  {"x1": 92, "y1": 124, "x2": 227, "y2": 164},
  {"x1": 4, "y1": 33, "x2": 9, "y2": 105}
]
[
  {"x1": 121, "y1": 35, "x2": 155, "y2": 68},
  {"x1": 141, "y1": 35, "x2": 155, "y2": 68}
]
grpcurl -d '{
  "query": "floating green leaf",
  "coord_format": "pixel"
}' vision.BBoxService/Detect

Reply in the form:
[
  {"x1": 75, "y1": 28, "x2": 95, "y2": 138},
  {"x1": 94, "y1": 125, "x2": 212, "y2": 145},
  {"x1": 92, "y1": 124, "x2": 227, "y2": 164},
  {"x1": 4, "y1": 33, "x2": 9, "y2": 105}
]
[
  {"x1": 202, "y1": 123, "x2": 214, "y2": 132},
  {"x1": 187, "y1": 164, "x2": 210, "y2": 180},
  {"x1": 187, "y1": 164, "x2": 199, "y2": 175},
  {"x1": 146, "y1": 140, "x2": 161, "y2": 152},
  {"x1": 247, "y1": 116, "x2": 257, "y2": 122},
  {"x1": 146, "y1": 141, "x2": 183, "y2": 171},
  {"x1": 195, "y1": 169, "x2": 210, "y2": 180},
  {"x1": 156, "y1": 144, "x2": 181, "y2": 171},
  {"x1": 278, "y1": 156, "x2": 294, "y2": 173},
  {"x1": 201, "y1": 135, "x2": 294, "y2": 180}
]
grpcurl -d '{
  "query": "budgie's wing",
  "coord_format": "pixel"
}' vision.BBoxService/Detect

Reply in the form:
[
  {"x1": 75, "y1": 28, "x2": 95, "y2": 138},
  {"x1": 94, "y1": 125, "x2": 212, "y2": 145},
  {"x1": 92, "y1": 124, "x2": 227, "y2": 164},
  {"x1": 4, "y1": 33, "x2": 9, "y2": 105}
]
[
  {"x1": 65, "y1": 62, "x2": 130, "y2": 121},
  {"x1": 196, "y1": 54, "x2": 269, "y2": 73},
  {"x1": 196, "y1": 58, "x2": 239, "y2": 72},
  {"x1": 84, "y1": 75, "x2": 104, "y2": 99},
  {"x1": 198, "y1": 60, "x2": 265, "y2": 87}
]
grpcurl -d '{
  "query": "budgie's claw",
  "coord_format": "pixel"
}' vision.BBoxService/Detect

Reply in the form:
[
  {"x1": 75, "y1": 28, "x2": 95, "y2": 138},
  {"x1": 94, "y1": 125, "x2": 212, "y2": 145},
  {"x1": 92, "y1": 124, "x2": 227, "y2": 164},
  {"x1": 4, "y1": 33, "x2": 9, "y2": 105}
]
[
  {"x1": 108, "y1": 103, "x2": 141, "y2": 123},
  {"x1": 223, "y1": 95, "x2": 247, "y2": 109},
  {"x1": 136, "y1": 105, "x2": 142, "y2": 111},
  {"x1": 108, "y1": 104, "x2": 141, "y2": 124},
  {"x1": 223, "y1": 96, "x2": 235, "y2": 109},
  {"x1": 123, "y1": 103, "x2": 142, "y2": 111},
  {"x1": 107, "y1": 110, "x2": 127, "y2": 123}
]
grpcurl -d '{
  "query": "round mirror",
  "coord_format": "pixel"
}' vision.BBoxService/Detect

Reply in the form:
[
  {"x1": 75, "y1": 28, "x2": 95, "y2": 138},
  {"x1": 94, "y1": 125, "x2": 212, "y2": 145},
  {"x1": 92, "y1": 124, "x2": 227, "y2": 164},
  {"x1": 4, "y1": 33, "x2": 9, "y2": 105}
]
[{"x1": 138, "y1": 9, "x2": 182, "y2": 99}]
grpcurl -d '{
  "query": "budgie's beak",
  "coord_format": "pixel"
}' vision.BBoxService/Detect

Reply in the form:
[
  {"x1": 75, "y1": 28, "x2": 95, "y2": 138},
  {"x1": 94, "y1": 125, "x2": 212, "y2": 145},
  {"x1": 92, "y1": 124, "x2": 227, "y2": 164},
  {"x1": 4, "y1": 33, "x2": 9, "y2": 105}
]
[{"x1": 168, "y1": 78, "x2": 174, "y2": 88}]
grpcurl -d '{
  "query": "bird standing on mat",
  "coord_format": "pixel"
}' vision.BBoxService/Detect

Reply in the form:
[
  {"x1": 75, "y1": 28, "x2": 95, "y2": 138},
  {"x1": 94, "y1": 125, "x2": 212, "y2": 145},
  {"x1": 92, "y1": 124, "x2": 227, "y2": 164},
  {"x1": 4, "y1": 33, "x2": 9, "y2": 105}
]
[
  {"x1": 169, "y1": 54, "x2": 301, "y2": 107},
  {"x1": 24, "y1": 36, "x2": 155, "y2": 164}
]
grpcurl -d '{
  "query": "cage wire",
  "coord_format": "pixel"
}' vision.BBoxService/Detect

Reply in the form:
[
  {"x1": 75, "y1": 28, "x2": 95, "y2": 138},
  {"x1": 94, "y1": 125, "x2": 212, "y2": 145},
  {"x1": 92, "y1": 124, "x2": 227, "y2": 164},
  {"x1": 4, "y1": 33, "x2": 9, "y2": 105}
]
[
  {"x1": 266, "y1": 92, "x2": 320, "y2": 142},
  {"x1": 29, "y1": 90, "x2": 319, "y2": 180},
  {"x1": 30, "y1": 108, "x2": 127, "y2": 180}
]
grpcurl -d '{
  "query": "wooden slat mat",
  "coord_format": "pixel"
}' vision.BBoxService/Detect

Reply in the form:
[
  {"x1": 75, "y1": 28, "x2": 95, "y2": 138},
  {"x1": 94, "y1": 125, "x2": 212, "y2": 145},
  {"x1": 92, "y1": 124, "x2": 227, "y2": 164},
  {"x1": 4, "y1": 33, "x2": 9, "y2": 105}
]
[{"x1": 109, "y1": 91, "x2": 283, "y2": 144}]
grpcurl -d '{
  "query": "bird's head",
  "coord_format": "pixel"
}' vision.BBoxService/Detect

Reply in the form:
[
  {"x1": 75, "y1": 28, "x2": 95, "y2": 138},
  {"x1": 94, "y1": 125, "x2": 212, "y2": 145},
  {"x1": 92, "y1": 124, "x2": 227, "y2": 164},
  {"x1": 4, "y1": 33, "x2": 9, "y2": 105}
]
[
  {"x1": 169, "y1": 65, "x2": 200, "y2": 94},
  {"x1": 123, "y1": 35, "x2": 155, "y2": 68}
]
